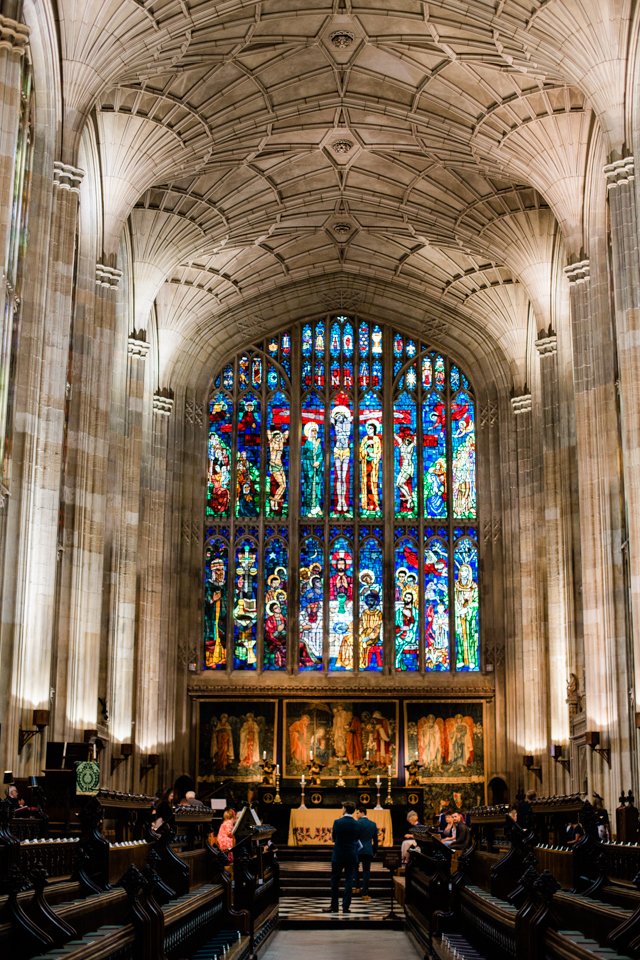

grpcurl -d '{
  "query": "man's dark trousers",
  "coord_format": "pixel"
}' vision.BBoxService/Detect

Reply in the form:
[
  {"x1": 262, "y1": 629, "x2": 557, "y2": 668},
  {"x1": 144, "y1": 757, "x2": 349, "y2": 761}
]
[{"x1": 330, "y1": 813, "x2": 361, "y2": 911}]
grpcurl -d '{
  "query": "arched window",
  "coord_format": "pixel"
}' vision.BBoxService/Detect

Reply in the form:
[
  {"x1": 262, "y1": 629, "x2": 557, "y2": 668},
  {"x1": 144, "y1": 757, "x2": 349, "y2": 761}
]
[{"x1": 204, "y1": 317, "x2": 479, "y2": 674}]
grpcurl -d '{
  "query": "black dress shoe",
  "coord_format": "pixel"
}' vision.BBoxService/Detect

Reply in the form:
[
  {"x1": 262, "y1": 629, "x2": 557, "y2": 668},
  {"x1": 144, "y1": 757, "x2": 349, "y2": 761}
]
[
  {"x1": 342, "y1": 908, "x2": 350, "y2": 913},
  {"x1": 322, "y1": 907, "x2": 339, "y2": 913}
]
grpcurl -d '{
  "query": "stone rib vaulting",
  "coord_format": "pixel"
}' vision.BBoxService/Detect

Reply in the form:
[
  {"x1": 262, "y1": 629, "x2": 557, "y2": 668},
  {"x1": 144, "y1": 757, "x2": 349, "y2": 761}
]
[{"x1": 0, "y1": 0, "x2": 639, "y2": 816}]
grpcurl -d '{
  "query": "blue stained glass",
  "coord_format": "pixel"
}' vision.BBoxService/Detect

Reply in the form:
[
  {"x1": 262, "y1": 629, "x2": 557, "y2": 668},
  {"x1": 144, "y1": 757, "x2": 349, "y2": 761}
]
[
  {"x1": 314, "y1": 321, "x2": 325, "y2": 354},
  {"x1": 406, "y1": 365, "x2": 418, "y2": 390},
  {"x1": 238, "y1": 354, "x2": 250, "y2": 389},
  {"x1": 394, "y1": 359, "x2": 403, "y2": 377},
  {"x1": 204, "y1": 536, "x2": 228, "y2": 670},
  {"x1": 233, "y1": 537, "x2": 259, "y2": 670},
  {"x1": 372, "y1": 359, "x2": 382, "y2": 389},
  {"x1": 302, "y1": 360, "x2": 312, "y2": 387},
  {"x1": 454, "y1": 537, "x2": 479, "y2": 671},
  {"x1": 328, "y1": 535, "x2": 354, "y2": 671},
  {"x1": 461, "y1": 371, "x2": 469, "y2": 389},
  {"x1": 281, "y1": 332, "x2": 291, "y2": 376},
  {"x1": 301, "y1": 393, "x2": 324, "y2": 518},
  {"x1": 359, "y1": 322, "x2": 369, "y2": 355},
  {"x1": 266, "y1": 390, "x2": 290, "y2": 518},
  {"x1": 268, "y1": 338, "x2": 278, "y2": 356},
  {"x1": 406, "y1": 340, "x2": 417, "y2": 357},
  {"x1": 330, "y1": 321, "x2": 341, "y2": 358},
  {"x1": 264, "y1": 537, "x2": 288, "y2": 670},
  {"x1": 331, "y1": 363, "x2": 340, "y2": 388},
  {"x1": 299, "y1": 536, "x2": 324, "y2": 670},
  {"x1": 207, "y1": 392, "x2": 232, "y2": 518},
  {"x1": 423, "y1": 392, "x2": 447, "y2": 518},
  {"x1": 422, "y1": 356, "x2": 432, "y2": 389},
  {"x1": 267, "y1": 366, "x2": 278, "y2": 389},
  {"x1": 302, "y1": 324, "x2": 313, "y2": 357},
  {"x1": 214, "y1": 373, "x2": 221, "y2": 388},
  {"x1": 359, "y1": 537, "x2": 383, "y2": 671},
  {"x1": 330, "y1": 393, "x2": 353, "y2": 517},
  {"x1": 343, "y1": 321, "x2": 354, "y2": 357},
  {"x1": 435, "y1": 355, "x2": 445, "y2": 387},
  {"x1": 424, "y1": 536, "x2": 449, "y2": 671},
  {"x1": 359, "y1": 361, "x2": 370, "y2": 388},
  {"x1": 359, "y1": 391, "x2": 382, "y2": 518},
  {"x1": 223, "y1": 364, "x2": 234, "y2": 390},
  {"x1": 394, "y1": 534, "x2": 420, "y2": 671},
  {"x1": 343, "y1": 357, "x2": 354, "y2": 388},
  {"x1": 452, "y1": 390, "x2": 476, "y2": 518},
  {"x1": 314, "y1": 360, "x2": 325, "y2": 387},
  {"x1": 450, "y1": 365, "x2": 460, "y2": 391},
  {"x1": 235, "y1": 394, "x2": 261, "y2": 518},
  {"x1": 394, "y1": 392, "x2": 418, "y2": 517}
]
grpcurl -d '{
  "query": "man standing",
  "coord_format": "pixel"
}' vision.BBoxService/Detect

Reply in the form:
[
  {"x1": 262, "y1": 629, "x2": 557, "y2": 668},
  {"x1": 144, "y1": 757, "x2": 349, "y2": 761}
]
[
  {"x1": 356, "y1": 806, "x2": 378, "y2": 901},
  {"x1": 324, "y1": 801, "x2": 360, "y2": 913}
]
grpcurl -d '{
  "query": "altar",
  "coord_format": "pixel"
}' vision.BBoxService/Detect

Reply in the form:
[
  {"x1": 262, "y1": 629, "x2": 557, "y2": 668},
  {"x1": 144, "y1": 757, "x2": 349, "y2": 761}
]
[{"x1": 287, "y1": 807, "x2": 394, "y2": 846}]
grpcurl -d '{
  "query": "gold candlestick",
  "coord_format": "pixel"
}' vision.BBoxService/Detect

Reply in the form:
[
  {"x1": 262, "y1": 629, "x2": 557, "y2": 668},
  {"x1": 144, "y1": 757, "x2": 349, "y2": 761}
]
[
  {"x1": 384, "y1": 771, "x2": 394, "y2": 806},
  {"x1": 274, "y1": 771, "x2": 282, "y2": 804}
]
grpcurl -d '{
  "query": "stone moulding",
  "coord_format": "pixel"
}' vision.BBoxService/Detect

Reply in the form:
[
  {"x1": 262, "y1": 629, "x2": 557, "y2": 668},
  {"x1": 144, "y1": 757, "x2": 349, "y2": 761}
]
[
  {"x1": 153, "y1": 391, "x2": 174, "y2": 416},
  {"x1": 95, "y1": 263, "x2": 122, "y2": 289},
  {"x1": 0, "y1": 15, "x2": 30, "y2": 55},
  {"x1": 603, "y1": 156, "x2": 634, "y2": 190},
  {"x1": 510, "y1": 393, "x2": 532, "y2": 415},
  {"x1": 329, "y1": 30, "x2": 355, "y2": 49},
  {"x1": 53, "y1": 162, "x2": 84, "y2": 193},
  {"x1": 564, "y1": 260, "x2": 590, "y2": 285}
]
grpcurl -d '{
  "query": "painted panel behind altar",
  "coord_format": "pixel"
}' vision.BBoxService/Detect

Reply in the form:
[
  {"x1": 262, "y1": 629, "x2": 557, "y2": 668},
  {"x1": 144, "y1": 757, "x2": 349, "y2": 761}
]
[
  {"x1": 197, "y1": 700, "x2": 277, "y2": 783},
  {"x1": 403, "y1": 700, "x2": 485, "y2": 815},
  {"x1": 283, "y1": 699, "x2": 399, "y2": 778}
]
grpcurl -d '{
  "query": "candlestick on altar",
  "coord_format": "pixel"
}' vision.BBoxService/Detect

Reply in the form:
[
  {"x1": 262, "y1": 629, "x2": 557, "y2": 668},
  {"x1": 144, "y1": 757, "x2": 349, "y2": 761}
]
[
  {"x1": 274, "y1": 767, "x2": 282, "y2": 804},
  {"x1": 335, "y1": 757, "x2": 346, "y2": 789},
  {"x1": 299, "y1": 774, "x2": 307, "y2": 809},
  {"x1": 374, "y1": 776, "x2": 383, "y2": 811},
  {"x1": 384, "y1": 768, "x2": 394, "y2": 806}
]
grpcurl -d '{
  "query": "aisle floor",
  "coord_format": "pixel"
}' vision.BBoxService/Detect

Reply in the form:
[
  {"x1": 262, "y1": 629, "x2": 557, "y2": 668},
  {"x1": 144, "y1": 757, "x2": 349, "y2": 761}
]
[{"x1": 260, "y1": 928, "x2": 422, "y2": 960}]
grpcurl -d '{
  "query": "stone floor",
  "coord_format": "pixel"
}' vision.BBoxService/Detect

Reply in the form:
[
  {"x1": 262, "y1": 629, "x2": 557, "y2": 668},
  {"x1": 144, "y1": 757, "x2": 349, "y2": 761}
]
[{"x1": 260, "y1": 928, "x2": 423, "y2": 960}]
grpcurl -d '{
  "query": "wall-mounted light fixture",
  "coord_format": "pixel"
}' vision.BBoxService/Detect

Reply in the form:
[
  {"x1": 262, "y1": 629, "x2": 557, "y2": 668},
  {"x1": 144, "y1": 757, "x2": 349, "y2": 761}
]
[
  {"x1": 18, "y1": 709, "x2": 50, "y2": 754},
  {"x1": 3, "y1": 770, "x2": 13, "y2": 785},
  {"x1": 585, "y1": 731, "x2": 610, "y2": 766},
  {"x1": 550, "y1": 744, "x2": 571, "y2": 773},
  {"x1": 522, "y1": 754, "x2": 542, "y2": 781},
  {"x1": 141, "y1": 753, "x2": 160, "y2": 777},
  {"x1": 110, "y1": 742, "x2": 133, "y2": 775}
]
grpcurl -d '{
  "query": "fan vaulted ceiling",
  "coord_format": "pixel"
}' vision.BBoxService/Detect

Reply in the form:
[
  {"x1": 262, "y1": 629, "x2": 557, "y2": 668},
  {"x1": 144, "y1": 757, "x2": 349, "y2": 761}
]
[{"x1": 55, "y1": 0, "x2": 631, "y2": 384}]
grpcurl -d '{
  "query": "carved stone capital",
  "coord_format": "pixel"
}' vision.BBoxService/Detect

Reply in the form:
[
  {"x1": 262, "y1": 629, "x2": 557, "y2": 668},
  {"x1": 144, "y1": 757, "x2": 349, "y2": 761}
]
[
  {"x1": 127, "y1": 335, "x2": 150, "y2": 358},
  {"x1": 0, "y1": 16, "x2": 30, "y2": 56},
  {"x1": 53, "y1": 162, "x2": 84, "y2": 193},
  {"x1": 535, "y1": 334, "x2": 557, "y2": 357},
  {"x1": 603, "y1": 155, "x2": 634, "y2": 190},
  {"x1": 153, "y1": 391, "x2": 174, "y2": 416},
  {"x1": 564, "y1": 259, "x2": 590, "y2": 285},
  {"x1": 511, "y1": 393, "x2": 532, "y2": 416},
  {"x1": 95, "y1": 263, "x2": 122, "y2": 290}
]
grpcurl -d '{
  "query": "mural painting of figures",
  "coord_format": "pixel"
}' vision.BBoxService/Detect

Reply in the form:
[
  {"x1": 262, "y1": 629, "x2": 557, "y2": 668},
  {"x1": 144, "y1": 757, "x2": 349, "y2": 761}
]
[
  {"x1": 404, "y1": 700, "x2": 485, "y2": 802},
  {"x1": 284, "y1": 700, "x2": 398, "y2": 778},
  {"x1": 197, "y1": 700, "x2": 277, "y2": 784}
]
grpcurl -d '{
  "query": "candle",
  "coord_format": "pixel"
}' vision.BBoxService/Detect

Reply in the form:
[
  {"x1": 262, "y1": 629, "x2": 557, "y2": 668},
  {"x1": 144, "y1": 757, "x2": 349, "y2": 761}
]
[
  {"x1": 276, "y1": 764, "x2": 279, "y2": 775},
  {"x1": 310, "y1": 749, "x2": 313, "y2": 760},
  {"x1": 301, "y1": 774, "x2": 305, "y2": 785},
  {"x1": 366, "y1": 750, "x2": 370, "y2": 760},
  {"x1": 263, "y1": 751, "x2": 266, "y2": 760},
  {"x1": 388, "y1": 764, "x2": 391, "y2": 777},
  {"x1": 376, "y1": 775, "x2": 381, "y2": 787}
]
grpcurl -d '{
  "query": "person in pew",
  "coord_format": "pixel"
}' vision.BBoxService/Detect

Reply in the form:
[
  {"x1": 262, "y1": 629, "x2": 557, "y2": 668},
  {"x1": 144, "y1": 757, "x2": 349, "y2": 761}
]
[
  {"x1": 215, "y1": 807, "x2": 237, "y2": 860},
  {"x1": 179, "y1": 790, "x2": 207, "y2": 809},
  {"x1": 443, "y1": 811, "x2": 472, "y2": 850},
  {"x1": 565, "y1": 817, "x2": 585, "y2": 845},
  {"x1": 151, "y1": 787, "x2": 175, "y2": 833},
  {"x1": 401, "y1": 810, "x2": 422, "y2": 864},
  {"x1": 439, "y1": 810, "x2": 455, "y2": 842},
  {"x1": 6, "y1": 782, "x2": 31, "y2": 815},
  {"x1": 323, "y1": 800, "x2": 361, "y2": 914},
  {"x1": 355, "y1": 805, "x2": 378, "y2": 900}
]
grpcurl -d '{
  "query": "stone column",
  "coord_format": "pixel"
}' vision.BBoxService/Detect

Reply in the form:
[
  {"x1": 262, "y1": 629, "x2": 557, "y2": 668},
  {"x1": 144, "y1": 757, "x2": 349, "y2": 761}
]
[
  {"x1": 2, "y1": 161, "x2": 83, "y2": 773},
  {"x1": 135, "y1": 390, "x2": 176, "y2": 790},
  {"x1": 106, "y1": 333, "x2": 149, "y2": 784},
  {"x1": 511, "y1": 393, "x2": 548, "y2": 786},
  {"x1": 564, "y1": 257, "x2": 631, "y2": 798},
  {"x1": 55, "y1": 261, "x2": 121, "y2": 739},
  {"x1": 535, "y1": 332, "x2": 575, "y2": 788},
  {"x1": 604, "y1": 157, "x2": 640, "y2": 706}
]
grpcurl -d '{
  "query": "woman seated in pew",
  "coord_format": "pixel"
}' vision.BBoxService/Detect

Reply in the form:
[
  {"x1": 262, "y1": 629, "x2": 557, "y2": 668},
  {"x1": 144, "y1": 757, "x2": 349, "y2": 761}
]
[
  {"x1": 401, "y1": 810, "x2": 422, "y2": 864},
  {"x1": 150, "y1": 787, "x2": 175, "y2": 834},
  {"x1": 565, "y1": 818, "x2": 585, "y2": 846}
]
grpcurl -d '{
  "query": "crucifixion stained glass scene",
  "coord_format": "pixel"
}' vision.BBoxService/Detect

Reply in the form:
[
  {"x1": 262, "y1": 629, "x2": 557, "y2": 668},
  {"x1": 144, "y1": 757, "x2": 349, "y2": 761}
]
[{"x1": 204, "y1": 317, "x2": 478, "y2": 674}]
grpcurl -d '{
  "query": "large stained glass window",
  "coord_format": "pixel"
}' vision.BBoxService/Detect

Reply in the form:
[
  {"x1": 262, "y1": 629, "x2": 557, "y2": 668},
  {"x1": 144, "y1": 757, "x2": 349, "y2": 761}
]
[{"x1": 204, "y1": 318, "x2": 479, "y2": 673}]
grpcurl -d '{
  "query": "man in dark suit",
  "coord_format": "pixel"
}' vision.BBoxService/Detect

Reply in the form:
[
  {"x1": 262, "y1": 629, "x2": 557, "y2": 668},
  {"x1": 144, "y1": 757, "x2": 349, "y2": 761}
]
[
  {"x1": 324, "y1": 800, "x2": 361, "y2": 913},
  {"x1": 356, "y1": 806, "x2": 378, "y2": 900}
]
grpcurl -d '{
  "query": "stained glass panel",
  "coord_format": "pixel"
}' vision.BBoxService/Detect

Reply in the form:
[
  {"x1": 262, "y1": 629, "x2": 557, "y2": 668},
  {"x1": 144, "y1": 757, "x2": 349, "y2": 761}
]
[
  {"x1": 299, "y1": 535, "x2": 324, "y2": 671},
  {"x1": 423, "y1": 391, "x2": 447, "y2": 518},
  {"x1": 207, "y1": 392, "x2": 232, "y2": 518},
  {"x1": 236, "y1": 394, "x2": 261, "y2": 518},
  {"x1": 204, "y1": 535, "x2": 229, "y2": 670},
  {"x1": 328, "y1": 535, "x2": 354, "y2": 671},
  {"x1": 394, "y1": 533, "x2": 420, "y2": 671},
  {"x1": 452, "y1": 389, "x2": 476, "y2": 518},
  {"x1": 394, "y1": 391, "x2": 418, "y2": 517},
  {"x1": 359, "y1": 536, "x2": 383, "y2": 672},
  {"x1": 232, "y1": 536, "x2": 259, "y2": 670},
  {"x1": 264, "y1": 537, "x2": 288, "y2": 671},
  {"x1": 424, "y1": 533, "x2": 449, "y2": 671},
  {"x1": 454, "y1": 535, "x2": 479, "y2": 671},
  {"x1": 301, "y1": 392, "x2": 324, "y2": 518},
  {"x1": 330, "y1": 392, "x2": 353, "y2": 517},
  {"x1": 359, "y1": 391, "x2": 382, "y2": 518},
  {"x1": 266, "y1": 388, "x2": 290, "y2": 518}
]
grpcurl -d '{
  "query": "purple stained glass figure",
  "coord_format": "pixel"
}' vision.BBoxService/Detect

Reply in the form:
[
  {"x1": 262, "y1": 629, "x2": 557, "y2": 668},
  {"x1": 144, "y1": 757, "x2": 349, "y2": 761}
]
[
  {"x1": 204, "y1": 537, "x2": 228, "y2": 670},
  {"x1": 359, "y1": 537, "x2": 383, "y2": 672},
  {"x1": 394, "y1": 535, "x2": 420, "y2": 671},
  {"x1": 299, "y1": 537, "x2": 324, "y2": 671},
  {"x1": 424, "y1": 536, "x2": 450, "y2": 671},
  {"x1": 264, "y1": 538, "x2": 288, "y2": 671},
  {"x1": 328, "y1": 536, "x2": 354, "y2": 671},
  {"x1": 233, "y1": 538, "x2": 259, "y2": 670},
  {"x1": 454, "y1": 537, "x2": 479, "y2": 671},
  {"x1": 266, "y1": 389, "x2": 290, "y2": 518}
]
